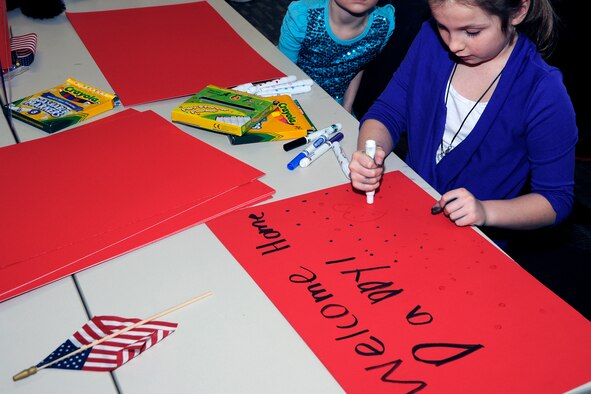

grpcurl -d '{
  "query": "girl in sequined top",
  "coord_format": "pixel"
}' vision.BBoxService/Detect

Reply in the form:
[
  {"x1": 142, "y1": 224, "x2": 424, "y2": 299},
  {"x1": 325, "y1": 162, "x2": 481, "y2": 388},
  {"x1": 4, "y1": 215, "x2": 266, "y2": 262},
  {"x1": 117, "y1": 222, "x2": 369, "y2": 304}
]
[{"x1": 278, "y1": 0, "x2": 394, "y2": 113}]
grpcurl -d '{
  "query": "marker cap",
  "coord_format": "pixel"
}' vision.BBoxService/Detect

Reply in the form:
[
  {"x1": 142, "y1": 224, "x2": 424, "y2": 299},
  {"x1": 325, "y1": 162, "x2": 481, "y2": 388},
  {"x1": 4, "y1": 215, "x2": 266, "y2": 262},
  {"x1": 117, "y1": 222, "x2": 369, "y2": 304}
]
[
  {"x1": 287, "y1": 152, "x2": 306, "y2": 170},
  {"x1": 283, "y1": 136, "x2": 307, "y2": 152},
  {"x1": 299, "y1": 157, "x2": 312, "y2": 167}
]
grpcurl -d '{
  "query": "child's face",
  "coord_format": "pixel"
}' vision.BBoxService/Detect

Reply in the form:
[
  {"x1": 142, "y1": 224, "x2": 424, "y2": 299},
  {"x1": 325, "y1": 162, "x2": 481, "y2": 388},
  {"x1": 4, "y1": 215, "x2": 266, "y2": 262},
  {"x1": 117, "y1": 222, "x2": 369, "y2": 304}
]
[{"x1": 430, "y1": 1, "x2": 514, "y2": 66}]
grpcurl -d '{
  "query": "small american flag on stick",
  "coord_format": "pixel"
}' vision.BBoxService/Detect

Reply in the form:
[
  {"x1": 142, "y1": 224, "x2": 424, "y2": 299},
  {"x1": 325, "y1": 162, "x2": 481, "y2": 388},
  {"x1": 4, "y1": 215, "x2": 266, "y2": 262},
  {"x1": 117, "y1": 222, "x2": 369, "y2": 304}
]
[
  {"x1": 13, "y1": 291, "x2": 213, "y2": 380},
  {"x1": 36, "y1": 315, "x2": 178, "y2": 372}
]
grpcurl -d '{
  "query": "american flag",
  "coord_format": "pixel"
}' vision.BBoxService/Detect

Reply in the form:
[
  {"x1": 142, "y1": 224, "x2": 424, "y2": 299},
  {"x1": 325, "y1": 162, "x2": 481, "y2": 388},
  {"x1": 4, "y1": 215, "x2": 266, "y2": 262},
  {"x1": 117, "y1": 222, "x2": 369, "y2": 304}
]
[
  {"x1": 36, "y1": 315, "x2": 177, "y2": 372},
  {"x1": 10, "y1": 33, "x2": 37, "y2": 67}
]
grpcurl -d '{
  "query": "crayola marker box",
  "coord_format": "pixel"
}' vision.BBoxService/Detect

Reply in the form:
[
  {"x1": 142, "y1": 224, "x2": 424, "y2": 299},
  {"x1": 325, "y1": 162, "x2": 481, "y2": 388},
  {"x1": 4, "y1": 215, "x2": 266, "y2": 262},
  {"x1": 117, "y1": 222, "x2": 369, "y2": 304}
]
[
  {"x1": 9, "y1": 78, "x2": 119, "y2": 134},
  {"x1": 171, "y1": 85, "x2": 277, "y2": 137},
  {"x1": 228, "y1": 95, "x2": 315, "y2": 145}
]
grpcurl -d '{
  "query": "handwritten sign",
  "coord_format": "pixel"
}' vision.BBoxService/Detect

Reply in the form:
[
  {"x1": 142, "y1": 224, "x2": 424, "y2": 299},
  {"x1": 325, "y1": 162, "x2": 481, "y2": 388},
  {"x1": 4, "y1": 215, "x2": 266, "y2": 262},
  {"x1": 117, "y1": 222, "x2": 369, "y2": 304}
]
[{"x1": 207, "y1": 171, "x2": 591, "y2": 393}]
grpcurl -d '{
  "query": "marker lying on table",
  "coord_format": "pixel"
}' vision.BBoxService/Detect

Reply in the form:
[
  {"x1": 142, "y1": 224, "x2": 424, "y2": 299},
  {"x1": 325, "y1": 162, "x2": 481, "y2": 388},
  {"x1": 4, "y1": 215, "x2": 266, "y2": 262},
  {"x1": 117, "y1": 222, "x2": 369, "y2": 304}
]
[
  {"x1": 283, "y1": 123, "x2": 342, "y2": 152},
  {"x1": 232, "y1": 76, "x2": 298, "y2": 93},
  {"x1": 249, "y1": 75, "x2": 297, "y2": 91},
  {"x1": 257, "y1": 85, "x2": 311, "y2": 97},
  {"x1": 260, "y1": 78, "x2": 313, "y2": 90},
  {"x1": 287, "y1": 133, "x2": 332, "y2": 171},
  {"x1": 431, "y1": 197, "x2": 457, "y2": 215},
  {"x1": 256, "y1": 79, "x2": 314, "y2": 94},
  {"x1": 300, "y1": 132, "x2": 344, "y2": 168},
  {"x1": 365, "y1": 140, "x2": 377, "y2": 204},
  {"x1": 331, "y1": 140, "x2": 350, "y2": 179},
  {"x1": 231, "y1": 82, "x2": 255, "y2": 92}
]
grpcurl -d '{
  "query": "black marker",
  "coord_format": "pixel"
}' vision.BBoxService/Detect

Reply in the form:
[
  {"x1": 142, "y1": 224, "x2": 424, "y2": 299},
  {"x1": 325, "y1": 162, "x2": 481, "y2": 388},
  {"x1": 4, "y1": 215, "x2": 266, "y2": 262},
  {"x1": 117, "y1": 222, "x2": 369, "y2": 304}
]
[
  {"x1": 283, "y1": 123, "x2": 342, "y2": 151},
  {"x1": 431, "y1": 197, "x2": 457, "y2": 215}
]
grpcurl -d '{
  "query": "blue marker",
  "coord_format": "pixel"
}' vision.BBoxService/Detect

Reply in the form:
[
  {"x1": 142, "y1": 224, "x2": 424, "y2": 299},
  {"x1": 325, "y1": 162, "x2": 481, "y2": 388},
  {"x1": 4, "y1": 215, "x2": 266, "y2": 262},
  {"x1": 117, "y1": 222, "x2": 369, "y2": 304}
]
[
  {"x1": 287, "y1": 134, "x2": 331, "y2": 170},
  {"x1": 299, "y1": 132, "x2": 344, "y2": 167}
]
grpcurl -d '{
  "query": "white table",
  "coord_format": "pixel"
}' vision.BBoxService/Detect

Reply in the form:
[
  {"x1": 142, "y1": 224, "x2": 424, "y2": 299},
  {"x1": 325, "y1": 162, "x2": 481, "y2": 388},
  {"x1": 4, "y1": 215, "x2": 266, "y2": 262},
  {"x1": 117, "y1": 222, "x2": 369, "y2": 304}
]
[{"x1": 0, "y1": 1, "x2": 468, "y2": 393}]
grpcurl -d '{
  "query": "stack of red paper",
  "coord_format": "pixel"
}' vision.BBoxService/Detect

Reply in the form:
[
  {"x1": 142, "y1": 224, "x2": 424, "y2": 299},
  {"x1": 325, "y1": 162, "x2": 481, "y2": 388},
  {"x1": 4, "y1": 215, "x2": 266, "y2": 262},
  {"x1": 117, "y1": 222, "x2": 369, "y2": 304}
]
[{"x1": 0, "y1": 109, "x2": 274, "y2": 302}]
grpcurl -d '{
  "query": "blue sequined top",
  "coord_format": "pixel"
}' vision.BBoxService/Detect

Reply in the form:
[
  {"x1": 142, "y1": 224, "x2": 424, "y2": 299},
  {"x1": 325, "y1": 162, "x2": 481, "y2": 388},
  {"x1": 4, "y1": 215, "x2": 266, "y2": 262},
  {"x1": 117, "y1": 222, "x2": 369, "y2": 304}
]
[{"x1": 278, "y1": 0, "x2": 395, "y2": 105}]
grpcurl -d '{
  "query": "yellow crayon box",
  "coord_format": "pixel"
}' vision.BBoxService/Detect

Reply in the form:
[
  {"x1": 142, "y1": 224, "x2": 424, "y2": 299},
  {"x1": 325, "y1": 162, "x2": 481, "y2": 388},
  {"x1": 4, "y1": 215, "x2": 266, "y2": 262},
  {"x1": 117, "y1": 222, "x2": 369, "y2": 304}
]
[
  {"x1": 171, "y1": 85, "x2": 277, "y2": 137},
  {"x1": 10, "y1": 78, "x2": 119, "y2": 134},
  {"x1": 228, "y1": 95, "x2": 315, "y2": 145}
]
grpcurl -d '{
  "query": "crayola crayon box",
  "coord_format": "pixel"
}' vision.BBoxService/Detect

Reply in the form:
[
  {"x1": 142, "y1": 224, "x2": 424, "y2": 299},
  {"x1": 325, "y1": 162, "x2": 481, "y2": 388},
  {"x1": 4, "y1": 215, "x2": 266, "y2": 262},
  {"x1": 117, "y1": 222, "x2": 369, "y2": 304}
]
[
  {"x1": 228, "y1": 95, "x2": 315, "y2": 145},
  {"x1": 171, "y1": 85, "x2": 276, "y2": 137},
  {"x1": 9, "y1": 78, "x2": 119, "y2": 133}
]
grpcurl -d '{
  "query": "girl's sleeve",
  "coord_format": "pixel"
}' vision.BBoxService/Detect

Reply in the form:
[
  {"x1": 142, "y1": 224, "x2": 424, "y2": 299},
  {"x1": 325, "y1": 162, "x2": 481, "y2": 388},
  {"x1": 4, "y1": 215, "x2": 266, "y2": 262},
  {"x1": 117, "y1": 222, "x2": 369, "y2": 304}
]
[
  {"x1": 360, "y1": 22, "x2": 429, "y2": 146},
  {"x1": 378, "y1": 4, "x2": 396, "y2": 52},
  {"x1": 278, "y1": 1, "x2": 308, "y2": 63},
  {"x1": 526, "y1": 72, "x2": 578, "y2": 224}
]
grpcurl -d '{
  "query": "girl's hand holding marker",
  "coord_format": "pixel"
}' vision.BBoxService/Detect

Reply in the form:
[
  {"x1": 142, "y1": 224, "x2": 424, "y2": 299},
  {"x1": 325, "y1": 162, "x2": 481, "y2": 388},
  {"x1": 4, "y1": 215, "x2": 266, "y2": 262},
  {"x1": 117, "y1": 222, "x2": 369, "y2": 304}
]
[{"x1": 348, "y1": 140, "x2": 384, "y2": 204}]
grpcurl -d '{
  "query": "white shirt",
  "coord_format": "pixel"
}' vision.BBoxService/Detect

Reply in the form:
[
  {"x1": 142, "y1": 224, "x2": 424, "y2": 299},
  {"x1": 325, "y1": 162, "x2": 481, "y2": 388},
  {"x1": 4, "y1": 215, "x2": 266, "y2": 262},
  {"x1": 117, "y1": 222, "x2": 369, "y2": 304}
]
[{"x1": 436, "y1": 84, "x2": 488, "y2": 164}]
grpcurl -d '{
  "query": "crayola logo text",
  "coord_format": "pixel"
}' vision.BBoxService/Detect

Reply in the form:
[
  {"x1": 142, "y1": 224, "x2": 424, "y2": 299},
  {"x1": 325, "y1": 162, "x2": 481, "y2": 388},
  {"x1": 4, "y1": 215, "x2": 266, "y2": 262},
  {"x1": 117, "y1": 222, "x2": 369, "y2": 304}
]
[
  {"x1": 64, "y1": 86, "x2": 100, "y2": 103},
  {"x1": 277, "y1": 102, "x2": 296, "y2": 125}
]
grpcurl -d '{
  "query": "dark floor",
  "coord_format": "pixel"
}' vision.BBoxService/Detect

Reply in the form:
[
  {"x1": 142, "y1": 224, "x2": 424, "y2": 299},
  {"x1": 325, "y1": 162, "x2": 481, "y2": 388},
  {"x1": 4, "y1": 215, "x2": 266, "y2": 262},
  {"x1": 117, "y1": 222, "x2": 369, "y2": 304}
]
[{"x1": 225, "y1": 0, "x2": 591, "y2": 320}]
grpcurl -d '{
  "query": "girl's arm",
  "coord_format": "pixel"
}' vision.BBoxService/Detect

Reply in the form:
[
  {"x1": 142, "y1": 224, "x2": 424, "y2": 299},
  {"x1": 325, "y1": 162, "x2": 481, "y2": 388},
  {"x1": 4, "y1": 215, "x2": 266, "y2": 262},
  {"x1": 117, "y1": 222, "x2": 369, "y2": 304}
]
[
  {"x1": 277, "y1": 2, "x2": 308, "y2": 63},
  {"x1": 342, "y1": 70, "x2": 364, "y2": 113},
  {"x1": 435, "y1": 189, "x2": 557, "y2": 229}
]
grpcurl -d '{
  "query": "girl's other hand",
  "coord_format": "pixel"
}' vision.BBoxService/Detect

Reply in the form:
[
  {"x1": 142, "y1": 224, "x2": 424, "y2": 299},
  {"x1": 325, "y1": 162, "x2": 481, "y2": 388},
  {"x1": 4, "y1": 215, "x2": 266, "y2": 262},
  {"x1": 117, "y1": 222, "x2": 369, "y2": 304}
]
[{"x1": 432, "y1": 188, "x2": 487, "y2": 227}]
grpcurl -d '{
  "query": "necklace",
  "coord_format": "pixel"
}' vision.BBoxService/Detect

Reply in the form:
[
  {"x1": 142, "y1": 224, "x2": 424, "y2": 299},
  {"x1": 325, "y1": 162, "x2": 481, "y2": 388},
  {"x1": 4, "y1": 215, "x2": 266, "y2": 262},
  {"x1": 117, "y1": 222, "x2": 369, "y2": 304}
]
[{"x1": 437, "y1": 63, "x2": 504, "y2": 160}]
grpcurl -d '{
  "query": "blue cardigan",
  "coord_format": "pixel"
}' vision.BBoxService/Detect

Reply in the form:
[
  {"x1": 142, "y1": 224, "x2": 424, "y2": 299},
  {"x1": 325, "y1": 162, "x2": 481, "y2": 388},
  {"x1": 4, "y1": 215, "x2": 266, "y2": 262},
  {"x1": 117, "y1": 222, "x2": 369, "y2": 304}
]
[{"x1": 361, "y1": 20, "x2": 577, "y2": 225}]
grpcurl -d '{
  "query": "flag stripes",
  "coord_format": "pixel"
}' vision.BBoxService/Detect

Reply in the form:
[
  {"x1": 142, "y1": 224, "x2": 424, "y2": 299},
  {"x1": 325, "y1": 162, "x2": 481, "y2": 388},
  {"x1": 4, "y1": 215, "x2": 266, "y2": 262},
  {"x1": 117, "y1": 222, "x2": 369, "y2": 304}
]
[
  {"x1": 10, "y1": 33, "x2": 37, "y2": 66},
  {"x1": 37, "y1": 315, "x2": 177, "y2": 372}
]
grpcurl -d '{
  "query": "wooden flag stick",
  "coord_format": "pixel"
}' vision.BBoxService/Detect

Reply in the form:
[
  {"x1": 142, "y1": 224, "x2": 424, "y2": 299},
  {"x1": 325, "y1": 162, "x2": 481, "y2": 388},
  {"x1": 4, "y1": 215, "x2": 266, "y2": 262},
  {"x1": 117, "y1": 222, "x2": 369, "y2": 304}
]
[{"x1": 13, "y1": 291, "x2": 213, "y2": 381}]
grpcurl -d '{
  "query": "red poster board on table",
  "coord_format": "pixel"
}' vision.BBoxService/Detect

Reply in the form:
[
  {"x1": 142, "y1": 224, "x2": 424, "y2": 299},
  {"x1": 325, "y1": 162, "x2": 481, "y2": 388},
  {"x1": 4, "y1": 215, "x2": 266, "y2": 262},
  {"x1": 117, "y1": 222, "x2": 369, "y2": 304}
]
[
  {"x1": 0, "y1": 1, "x2": 10, "y2": 71},
  {"x1": 0, "y1": 109, "x2": 274, "y2": 302},
  {"x1": 207, "y1": 171, "x2": 591, "y2": 393},
  {"x1": 65, "y1": 2, "x2": 284, "y2": 106}
]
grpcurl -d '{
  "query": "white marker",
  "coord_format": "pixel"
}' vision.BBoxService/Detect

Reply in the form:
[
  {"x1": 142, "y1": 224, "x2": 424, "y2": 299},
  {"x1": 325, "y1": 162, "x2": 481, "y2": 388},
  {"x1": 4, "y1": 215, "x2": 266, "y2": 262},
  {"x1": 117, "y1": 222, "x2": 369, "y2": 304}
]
[
  {"x1": 231, "y1": 82, "x2": 254, "y2": 92},
  {"x1": 365, "y1": 140, "x2": 377, "y2": 204},
  {"x1": 258, "y1": 79, "x2": 314, "y2": 92},
  {"x1": 256, "y1": 85, "x2": 312, "y2": 96},
  {"x1": 331, "y1": 140, "x2": 350, "y2": 179},
  {"x1": 253, "y1": 75, "x2": 297, "y2": 89}
]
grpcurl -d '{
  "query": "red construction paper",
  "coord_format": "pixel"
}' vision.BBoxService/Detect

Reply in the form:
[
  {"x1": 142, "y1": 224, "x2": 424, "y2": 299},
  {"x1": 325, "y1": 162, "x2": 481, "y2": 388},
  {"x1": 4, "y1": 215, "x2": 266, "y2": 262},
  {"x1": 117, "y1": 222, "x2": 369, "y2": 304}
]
[
  {"x1": 5, "y1": 179, "x2": 274, "y2": 301},
  {"x1": 207, "y1": 171, "x2": 591, "y2": 393},
  {"x1": 0, "y1": 2, "x2": 10, "y2": 71},
  {"x1": 65, "y1": 2, "x2": 285, "y2": 106},
  {"x1": 0, "y1": 109, "x2": 273, "y2": 302}
]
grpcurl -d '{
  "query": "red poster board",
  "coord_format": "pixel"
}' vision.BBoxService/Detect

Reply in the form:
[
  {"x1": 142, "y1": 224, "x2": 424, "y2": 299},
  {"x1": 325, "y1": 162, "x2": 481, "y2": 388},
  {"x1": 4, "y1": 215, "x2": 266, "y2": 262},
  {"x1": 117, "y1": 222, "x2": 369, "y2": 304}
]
[
  {"x1": 0, "y1": 109, "x2": 274, "y2": 302},
  {"x1": 65, "y1": 2, "x2": 285, "y2": 106},
  {"x1": 207, "y1": 171, "x2": 591, "y2": 393},
  {"x1": 0, "y1": 1, "x2": 10, "y2": 71}
]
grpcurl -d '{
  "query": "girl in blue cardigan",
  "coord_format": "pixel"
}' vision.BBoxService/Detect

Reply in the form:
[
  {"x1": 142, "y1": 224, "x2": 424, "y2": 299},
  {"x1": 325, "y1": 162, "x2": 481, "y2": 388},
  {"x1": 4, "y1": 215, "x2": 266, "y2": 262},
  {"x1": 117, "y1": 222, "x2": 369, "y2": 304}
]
[{"x1": 349, "y1": 0, "x2": 577, "y2": 245}]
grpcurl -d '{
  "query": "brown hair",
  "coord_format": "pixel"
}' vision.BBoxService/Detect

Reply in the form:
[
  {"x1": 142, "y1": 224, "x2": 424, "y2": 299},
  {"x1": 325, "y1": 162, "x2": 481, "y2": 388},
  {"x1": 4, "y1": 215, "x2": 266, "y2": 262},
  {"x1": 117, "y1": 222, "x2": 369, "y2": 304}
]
[{"x1": 428, "y1": 0, "x2": 557, "y2": 56}]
